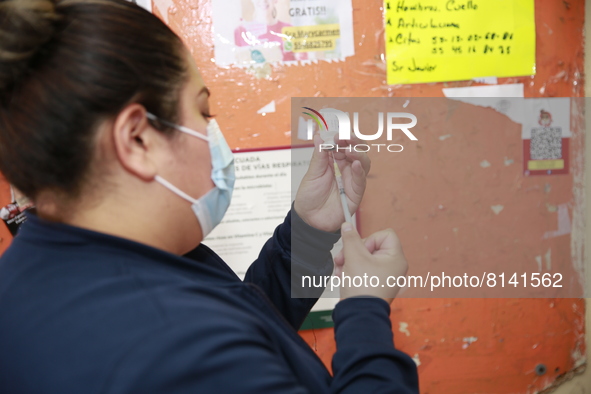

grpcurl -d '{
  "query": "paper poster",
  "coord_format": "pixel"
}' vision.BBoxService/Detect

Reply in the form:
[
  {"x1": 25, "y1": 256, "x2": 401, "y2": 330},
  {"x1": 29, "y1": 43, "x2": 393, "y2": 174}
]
[
  {"x1": 205, "y1": 146, "x2": 349, "y2": 279},
  {"x1": 203, "y1": 146, "x2": 343, "y2": 326},
  {"x1": 203, "y1": 147, "x2": 298, "y2": 278},
  {"x1": 384, "y1": 0, "x2": 536, "y2": 84},
  {"x1": 522, "y1": 98, "x2": 570, "y2": 176},
  {"x1": 442, "y1": 83, "x2": 526, "y2": 124},
  {"x1": 212, "y1": 0, "x2": 354, "y2": 67},
  {"x1": 1, "y1": 187, "x2": 35, "y2": 236}
]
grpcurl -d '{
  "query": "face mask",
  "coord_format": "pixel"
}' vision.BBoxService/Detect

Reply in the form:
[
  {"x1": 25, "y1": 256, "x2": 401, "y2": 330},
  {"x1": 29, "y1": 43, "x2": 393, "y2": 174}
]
[{"x1": 146, "y1": 113, "x2": 236, "y2": 238}]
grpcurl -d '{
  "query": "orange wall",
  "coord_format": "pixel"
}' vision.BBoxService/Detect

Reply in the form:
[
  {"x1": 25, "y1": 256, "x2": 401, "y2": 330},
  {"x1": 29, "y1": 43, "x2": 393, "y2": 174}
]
[
  {"x1": 0, "y1": 0, "x2": 585, "y2": 392},
  {"x1": 158, "y1": 0, "x2": 585, "y2": 392}
]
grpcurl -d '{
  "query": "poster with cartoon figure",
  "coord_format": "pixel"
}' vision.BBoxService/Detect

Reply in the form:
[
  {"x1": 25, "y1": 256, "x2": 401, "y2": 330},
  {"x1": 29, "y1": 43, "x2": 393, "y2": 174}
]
[
  {"x1": 522, "y1": 98, "x2": 571, "y2": 176},
  {"x1": 1, "y1": 187, "x2": 35, "y2": 236},
  {"x1": 212, "y1": 0, "x2": 354, "y2": 66}
]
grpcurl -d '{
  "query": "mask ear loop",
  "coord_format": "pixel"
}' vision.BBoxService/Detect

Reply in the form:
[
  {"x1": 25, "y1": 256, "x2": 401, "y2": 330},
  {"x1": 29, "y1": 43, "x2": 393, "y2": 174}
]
[
  {"x1": 153, "y1": 175, "x2": 200, "y2": 205},
  {"x1": 146, "y1": 113, "x2": 210, "y2": 142}
]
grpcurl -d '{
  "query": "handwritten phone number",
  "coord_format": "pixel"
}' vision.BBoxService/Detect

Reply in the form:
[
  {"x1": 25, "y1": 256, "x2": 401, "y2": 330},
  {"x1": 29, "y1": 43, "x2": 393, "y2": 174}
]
[
  {"x1": 432, "y1": 32, "x2": 514, "y2": 44},
  {"x1": 429, "y1": 31, "x2": 514, "y2": 55},
  {"x1": 431, "y1": 44, "x2": 510, "y2": 55}
]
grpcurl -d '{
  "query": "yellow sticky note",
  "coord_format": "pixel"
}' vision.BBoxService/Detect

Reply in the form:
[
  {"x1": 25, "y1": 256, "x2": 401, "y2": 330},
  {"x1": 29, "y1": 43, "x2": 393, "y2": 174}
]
[{"x1": 384, "y1": 0, "x2": 536, "y2": 85}]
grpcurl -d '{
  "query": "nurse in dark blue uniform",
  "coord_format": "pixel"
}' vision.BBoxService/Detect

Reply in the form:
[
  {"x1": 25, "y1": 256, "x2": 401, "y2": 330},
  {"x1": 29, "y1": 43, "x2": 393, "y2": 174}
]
[{"x1": 0, "y1": 0, "x2": 419, "y2": 392}]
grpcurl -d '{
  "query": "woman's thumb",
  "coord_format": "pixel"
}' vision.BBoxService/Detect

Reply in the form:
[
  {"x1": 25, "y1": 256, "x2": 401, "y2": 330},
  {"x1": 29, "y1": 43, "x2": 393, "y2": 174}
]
[
  {"x1": 307, "y1": 134, "x2": 329, "y2": 176},
  {"x1": 341, "y1": 222, "x2": 366, "y2": 257}
]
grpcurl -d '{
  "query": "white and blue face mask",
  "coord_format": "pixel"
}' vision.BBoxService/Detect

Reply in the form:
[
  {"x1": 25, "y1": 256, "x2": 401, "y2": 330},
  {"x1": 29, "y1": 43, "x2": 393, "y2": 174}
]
[{"x1": 146, "y1": 113, "x2": 235, "y2": 238}]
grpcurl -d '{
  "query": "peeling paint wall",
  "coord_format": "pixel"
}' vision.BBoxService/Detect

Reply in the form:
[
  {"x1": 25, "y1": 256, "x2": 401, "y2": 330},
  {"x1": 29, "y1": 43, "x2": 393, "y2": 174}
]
[
  {"x1": 0, "y1": 0, "x2": 586, "y2": 392},
  {"x1": 162, "y1": 0, "x2": 585, "y2": 391},
  {"x1": 550, "y1": 0, "x2": 591, "y2": 391},
  {"x1": 302, "y1": 299, "x2": 587, "y2": 393}
]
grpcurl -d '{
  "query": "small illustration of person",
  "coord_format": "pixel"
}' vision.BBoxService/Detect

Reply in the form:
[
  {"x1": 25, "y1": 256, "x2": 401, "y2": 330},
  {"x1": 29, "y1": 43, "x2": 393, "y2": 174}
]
[{"x1": 538, "y1": 109, "x2": 553, "y2": 127}]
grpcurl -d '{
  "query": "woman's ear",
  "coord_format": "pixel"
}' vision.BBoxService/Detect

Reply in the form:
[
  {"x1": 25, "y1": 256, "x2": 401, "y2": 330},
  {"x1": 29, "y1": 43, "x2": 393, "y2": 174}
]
[{"x1": 111, "y1": 104, "x2": 161, "y2": 181}]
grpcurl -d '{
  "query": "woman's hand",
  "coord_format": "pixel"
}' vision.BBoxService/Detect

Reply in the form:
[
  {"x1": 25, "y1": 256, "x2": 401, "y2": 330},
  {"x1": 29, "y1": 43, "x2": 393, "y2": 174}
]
[
  {"x1": 294, "y1": 134, "x2": 371, "y2": 233},
  {"x1": 334, "y1": 223, "x2": 408, "y2": 304}
]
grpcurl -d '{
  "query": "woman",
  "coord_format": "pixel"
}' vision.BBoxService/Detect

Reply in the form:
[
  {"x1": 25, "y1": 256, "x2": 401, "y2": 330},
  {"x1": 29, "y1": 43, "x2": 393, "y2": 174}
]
[{"x1": 0, "y1": 0, "x2": 418, "y2": 392}]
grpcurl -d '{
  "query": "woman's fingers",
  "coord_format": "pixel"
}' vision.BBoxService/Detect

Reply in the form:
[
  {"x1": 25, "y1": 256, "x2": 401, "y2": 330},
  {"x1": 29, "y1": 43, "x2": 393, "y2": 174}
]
[
  {"x1": 338, "y1": 223, "x2": 408, "y2": 303},
  {"x1": 333, "y1": 135, "x2": 371, "y2": 174},
  {"x1": 335, "y1": 234, "x2": 371, "y2": 266},
  {"x1": 305, "y1": 133, "x2": 330, "y2": 179},
  {"x1": 334, "y1": 248, "x2": 344, "y2": 267},
  {"x1": 348, "y1": 160, "x2": 367, "y2": 199},
  {"x1": 364, "y1": 228, "x2": 400, "y2": 255}
]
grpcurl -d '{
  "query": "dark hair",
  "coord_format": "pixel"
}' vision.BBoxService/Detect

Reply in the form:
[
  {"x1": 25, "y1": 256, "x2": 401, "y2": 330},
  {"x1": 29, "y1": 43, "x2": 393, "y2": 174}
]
[{"x1": 0, "y1": 0, "x2": 188, "y2": 200}]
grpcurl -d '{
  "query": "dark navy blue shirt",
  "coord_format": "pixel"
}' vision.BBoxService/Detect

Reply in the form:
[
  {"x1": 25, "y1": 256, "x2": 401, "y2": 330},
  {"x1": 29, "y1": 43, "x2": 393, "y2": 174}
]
[{"x1": 0, "y1": 207, "x2": 418, "y2": 393}]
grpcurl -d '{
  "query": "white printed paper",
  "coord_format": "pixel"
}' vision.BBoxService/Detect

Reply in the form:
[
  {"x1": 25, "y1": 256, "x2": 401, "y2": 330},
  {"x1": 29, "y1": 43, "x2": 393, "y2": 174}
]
[
  {"x1": 204, "y1": 147, "x2": 344, "y2": 312},
  {"x1": 212, "y1": 0, "x2": 354, "y2": 67}
]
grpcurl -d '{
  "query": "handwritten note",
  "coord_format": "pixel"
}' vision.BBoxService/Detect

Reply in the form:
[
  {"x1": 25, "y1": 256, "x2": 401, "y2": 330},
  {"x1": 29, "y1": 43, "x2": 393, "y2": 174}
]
[{"x1": 384, "y1": 0, "x2": 536, "y2": 85}]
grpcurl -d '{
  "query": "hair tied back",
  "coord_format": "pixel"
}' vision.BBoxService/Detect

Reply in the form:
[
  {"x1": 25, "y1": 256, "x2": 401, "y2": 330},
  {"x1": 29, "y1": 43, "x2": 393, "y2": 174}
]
[{"x1": 0, "y1": 0, "x2": 61, "y2": 91}]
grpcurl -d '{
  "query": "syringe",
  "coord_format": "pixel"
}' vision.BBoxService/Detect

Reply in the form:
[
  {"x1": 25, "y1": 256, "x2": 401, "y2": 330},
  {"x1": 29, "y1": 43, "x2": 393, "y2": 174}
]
[
  {"x1": 330, "y1": 151, "x2": 353, "y2": 224},
  {"x1": 321, "y1": 112, "x2": 353, "y2": 225}
]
